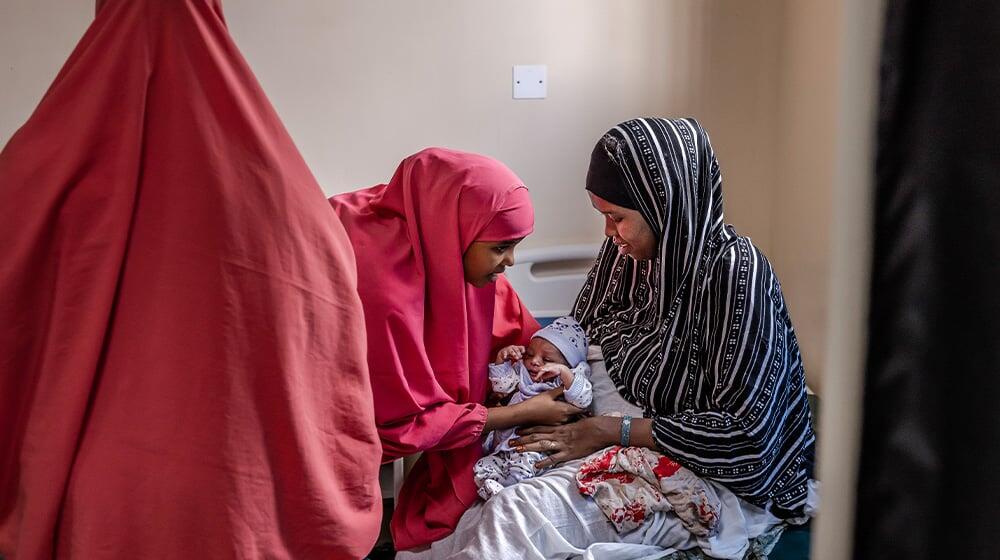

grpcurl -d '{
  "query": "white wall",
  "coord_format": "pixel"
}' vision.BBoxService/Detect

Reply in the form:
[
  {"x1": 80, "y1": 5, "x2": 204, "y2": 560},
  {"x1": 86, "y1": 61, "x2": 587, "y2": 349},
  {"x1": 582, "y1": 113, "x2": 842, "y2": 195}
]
[{"x1": 222, "y1": 0, "x2": 682, "y2": 251}]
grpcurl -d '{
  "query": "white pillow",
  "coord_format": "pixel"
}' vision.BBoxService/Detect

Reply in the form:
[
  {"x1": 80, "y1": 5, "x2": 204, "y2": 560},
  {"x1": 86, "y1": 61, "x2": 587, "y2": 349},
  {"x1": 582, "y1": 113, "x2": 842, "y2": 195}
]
[{"x1": 587, "y1": 345, "x2": 645, "y2": 418}]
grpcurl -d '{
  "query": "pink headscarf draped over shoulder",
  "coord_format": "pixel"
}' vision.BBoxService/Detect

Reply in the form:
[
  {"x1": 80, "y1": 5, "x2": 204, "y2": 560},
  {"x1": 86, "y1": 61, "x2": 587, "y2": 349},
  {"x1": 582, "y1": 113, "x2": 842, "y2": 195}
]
[
  {"x1": 330, "y1": 148, "x2": 538, "y2": 549},
  {"x1": 0, "y1": 1, "x2": 381, "y2": 558}
]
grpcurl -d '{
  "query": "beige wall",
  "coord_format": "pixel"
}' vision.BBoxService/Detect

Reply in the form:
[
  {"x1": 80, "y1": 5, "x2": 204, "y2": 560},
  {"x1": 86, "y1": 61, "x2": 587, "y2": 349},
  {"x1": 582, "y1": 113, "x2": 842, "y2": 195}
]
[
  {"x1": 1, "y1": 1, "x2": 838, "y2": 390},
  {"x1": 0, "y1": 1, "x2": 781, "y2": 251},
  {"x1": 222, "y1": 0, "x2": 681, "y2": 250},
  {"x1": 770, "y1": 0, "x2": 840, "y2": 393},
  {"x1": 0, "y1": 1, "x2": 92, "y2": 147},
  {"x1": 663, "y1": 0, "x2": 839, "y2": 391},
  {"x1": 812, "y1": 0, "x2": 882, "y2": 556}
]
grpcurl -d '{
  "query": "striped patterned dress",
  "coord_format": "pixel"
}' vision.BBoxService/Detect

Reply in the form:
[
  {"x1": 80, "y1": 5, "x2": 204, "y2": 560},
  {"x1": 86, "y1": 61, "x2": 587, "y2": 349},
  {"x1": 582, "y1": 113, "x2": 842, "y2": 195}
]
[{"x1": 573, "y1": 117, "x2": 815, "y2": 516}]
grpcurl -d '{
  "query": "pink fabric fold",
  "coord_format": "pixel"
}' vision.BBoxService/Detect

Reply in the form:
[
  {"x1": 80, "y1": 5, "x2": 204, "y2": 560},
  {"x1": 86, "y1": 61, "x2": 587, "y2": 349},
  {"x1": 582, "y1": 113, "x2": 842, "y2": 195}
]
[{"x1": 0, "y1": 1, "x2": 381, "y2": 558}]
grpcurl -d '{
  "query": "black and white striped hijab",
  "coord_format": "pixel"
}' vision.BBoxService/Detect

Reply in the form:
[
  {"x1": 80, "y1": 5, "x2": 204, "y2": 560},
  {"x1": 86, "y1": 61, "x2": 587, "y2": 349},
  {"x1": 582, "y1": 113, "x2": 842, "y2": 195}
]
[
  {"x1": 575, "y1": 117, "x2": 730, "y2": 408},
  {"x1": 574, "y1": 118, "x2": 814, "y2": 512}
]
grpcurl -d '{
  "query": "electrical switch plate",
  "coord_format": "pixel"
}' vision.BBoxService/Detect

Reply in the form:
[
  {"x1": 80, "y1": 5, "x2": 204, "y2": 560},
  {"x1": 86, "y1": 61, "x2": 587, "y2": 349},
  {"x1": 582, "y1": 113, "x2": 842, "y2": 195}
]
[{"x1": 513, "y1": 65, "x2": 547, "y2": 99}]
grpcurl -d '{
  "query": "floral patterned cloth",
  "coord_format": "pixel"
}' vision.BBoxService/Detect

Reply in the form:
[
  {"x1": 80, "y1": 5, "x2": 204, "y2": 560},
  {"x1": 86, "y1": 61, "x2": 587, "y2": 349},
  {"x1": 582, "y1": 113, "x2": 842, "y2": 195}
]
[{"x1": 577, "y1": 446, "x2": 722, "y2": 536}]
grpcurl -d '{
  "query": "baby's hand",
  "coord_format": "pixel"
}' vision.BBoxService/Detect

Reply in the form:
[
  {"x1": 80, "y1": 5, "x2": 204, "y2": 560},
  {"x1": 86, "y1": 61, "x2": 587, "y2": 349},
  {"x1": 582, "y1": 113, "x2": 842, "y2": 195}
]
[
  {"x1": 496, "y1": 345, "x2": 526, "y2": 364},
  {"x1": 534, "y1": 363, "x2": 573, "y2": 384}
]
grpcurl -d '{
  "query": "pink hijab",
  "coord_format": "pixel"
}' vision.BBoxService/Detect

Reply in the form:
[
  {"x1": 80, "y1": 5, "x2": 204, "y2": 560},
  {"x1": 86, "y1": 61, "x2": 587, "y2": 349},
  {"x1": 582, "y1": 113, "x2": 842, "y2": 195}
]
[
  {"x1": 0, "y1": 1, "x2": 380, "y2": 558},
  {"x1": 330, "y1": 148, "x2": 537, "y2": 549}
]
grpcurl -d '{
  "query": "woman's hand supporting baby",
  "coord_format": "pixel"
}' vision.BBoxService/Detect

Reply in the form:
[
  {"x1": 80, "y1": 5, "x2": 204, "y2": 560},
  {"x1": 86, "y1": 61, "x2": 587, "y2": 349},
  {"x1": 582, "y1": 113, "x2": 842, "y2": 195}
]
[
  {"x1": 511, "y1": 416, "x2": 658, "y2": 469},
  {"x1": 518, "y1": 386, "x2": 583, "y2": 424},
  {"x1": 483, "y1": 387, "x2": 584, "y2": 433}
]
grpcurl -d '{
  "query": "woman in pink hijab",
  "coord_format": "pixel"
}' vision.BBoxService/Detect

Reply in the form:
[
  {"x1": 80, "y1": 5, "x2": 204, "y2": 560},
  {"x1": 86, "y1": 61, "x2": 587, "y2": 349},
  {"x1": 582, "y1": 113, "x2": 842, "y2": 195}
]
[{"x1": 331, "y1": 148, "x2": 582, "y2": 550}]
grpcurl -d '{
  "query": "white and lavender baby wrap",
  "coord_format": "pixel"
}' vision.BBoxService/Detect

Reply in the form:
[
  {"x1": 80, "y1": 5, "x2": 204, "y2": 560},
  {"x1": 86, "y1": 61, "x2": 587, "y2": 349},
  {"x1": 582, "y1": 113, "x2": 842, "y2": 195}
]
[{"x1": 474, "y1": 317, "x2": 593, "y2": 500}]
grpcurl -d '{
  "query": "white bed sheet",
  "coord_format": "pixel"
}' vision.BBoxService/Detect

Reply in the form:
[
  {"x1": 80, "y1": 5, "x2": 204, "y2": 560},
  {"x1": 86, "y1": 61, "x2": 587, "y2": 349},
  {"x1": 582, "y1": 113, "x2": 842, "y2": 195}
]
[
  {"x1": 397, "y1": 453, "x2": 789, "y2": 560},
  {"x1": 397, "y1": 352, "x2": 821, "y2": 560}
]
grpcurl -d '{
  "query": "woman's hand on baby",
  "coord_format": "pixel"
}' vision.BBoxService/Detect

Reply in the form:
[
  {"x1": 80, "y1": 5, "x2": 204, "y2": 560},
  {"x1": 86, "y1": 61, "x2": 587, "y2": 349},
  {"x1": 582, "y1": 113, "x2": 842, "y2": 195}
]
[
  {"x1": 518, "y1": 387, "x2": 584, "y2": 425},
  {"x1": 511, "y1": 415, "x2": 620, "y2": 469},
  {"x1": 495, "y1": 345, "x2": 525, "y2": 364}
]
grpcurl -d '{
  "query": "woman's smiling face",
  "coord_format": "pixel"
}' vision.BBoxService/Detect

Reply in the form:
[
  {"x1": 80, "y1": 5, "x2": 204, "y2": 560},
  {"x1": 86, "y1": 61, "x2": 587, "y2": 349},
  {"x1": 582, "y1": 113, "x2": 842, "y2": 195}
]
[
  {"x1": 462, "y1": 238, "x2": 523, "y2": 287},
  {"x1": 589, "y1": 193, "x2": 657, "y2": 260}
]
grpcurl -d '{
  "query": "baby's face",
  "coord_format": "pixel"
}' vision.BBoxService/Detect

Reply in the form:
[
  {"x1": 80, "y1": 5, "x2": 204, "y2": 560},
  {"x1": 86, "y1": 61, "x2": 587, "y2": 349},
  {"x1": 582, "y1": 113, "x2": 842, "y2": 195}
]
[{"x1": 522, "y1": 337, "x2": 569, "y2": 376}]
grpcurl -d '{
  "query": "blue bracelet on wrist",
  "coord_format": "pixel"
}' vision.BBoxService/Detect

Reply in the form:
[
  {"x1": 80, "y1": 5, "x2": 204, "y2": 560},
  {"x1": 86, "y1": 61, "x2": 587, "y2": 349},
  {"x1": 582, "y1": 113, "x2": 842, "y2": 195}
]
[{"x1": 620, "y1": 415, "x2": 632, "y2": 447}]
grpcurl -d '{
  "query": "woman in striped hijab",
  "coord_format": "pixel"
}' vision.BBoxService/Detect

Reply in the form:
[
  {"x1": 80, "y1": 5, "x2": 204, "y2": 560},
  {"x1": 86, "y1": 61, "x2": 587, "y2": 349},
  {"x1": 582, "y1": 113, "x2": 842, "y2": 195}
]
[{"x1": 517, "y1": 117, "x2": 816, "y2": 516}]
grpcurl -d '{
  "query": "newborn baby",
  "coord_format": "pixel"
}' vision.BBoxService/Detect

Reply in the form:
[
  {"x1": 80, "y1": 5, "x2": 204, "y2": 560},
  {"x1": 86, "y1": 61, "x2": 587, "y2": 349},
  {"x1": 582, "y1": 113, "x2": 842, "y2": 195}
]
[{"x1": 474, "y1": 316, "x2": 593, "y2": 499}]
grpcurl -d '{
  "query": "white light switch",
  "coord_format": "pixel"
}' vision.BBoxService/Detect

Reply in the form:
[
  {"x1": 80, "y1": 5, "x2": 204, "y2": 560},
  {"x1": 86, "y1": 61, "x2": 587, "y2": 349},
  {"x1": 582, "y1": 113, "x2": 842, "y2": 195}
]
[{"x1": 513, "y1": 65, "x2": 547, "y2": 99}]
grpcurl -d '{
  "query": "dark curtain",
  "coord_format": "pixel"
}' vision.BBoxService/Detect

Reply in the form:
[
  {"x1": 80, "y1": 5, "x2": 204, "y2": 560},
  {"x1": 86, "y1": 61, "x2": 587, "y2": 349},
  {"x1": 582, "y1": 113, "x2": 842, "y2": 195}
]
[{"x1": 855, "y1": 1, "x2": 1000, "y2": 558}]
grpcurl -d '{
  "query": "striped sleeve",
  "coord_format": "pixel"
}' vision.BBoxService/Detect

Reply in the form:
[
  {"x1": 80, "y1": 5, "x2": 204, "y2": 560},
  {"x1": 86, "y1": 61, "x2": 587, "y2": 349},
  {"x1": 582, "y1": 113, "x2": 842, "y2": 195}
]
[
  {"x1": 650, "y1": 239, "x2": 814, "y2": 511},
  {"x1": 562, "y1": 362, "x2": 593, "y2": 409}
]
